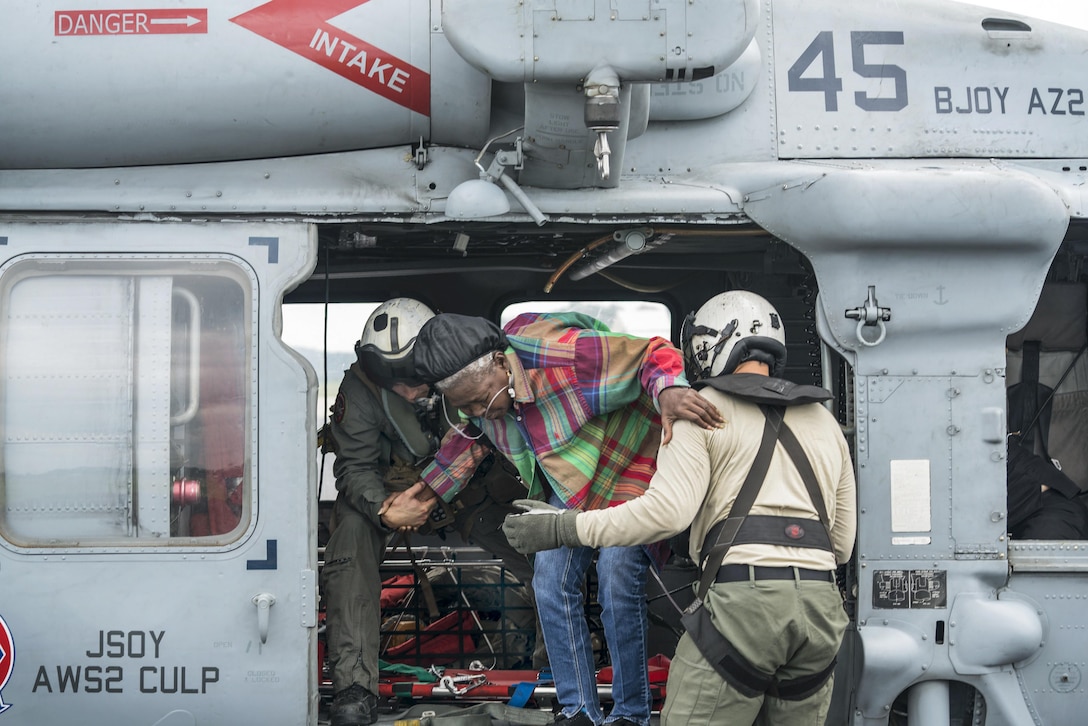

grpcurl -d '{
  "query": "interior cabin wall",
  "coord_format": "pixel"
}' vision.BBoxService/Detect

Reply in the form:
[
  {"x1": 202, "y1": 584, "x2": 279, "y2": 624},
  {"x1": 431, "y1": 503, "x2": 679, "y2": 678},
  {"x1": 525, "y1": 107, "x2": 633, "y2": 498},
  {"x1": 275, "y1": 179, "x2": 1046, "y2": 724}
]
[
  {"x1": 1006, "y1": 282, "x2": 1088, "y2": 494},
  {"x1": 289, "y1": 223, "x2": 825, "y2": 385}
]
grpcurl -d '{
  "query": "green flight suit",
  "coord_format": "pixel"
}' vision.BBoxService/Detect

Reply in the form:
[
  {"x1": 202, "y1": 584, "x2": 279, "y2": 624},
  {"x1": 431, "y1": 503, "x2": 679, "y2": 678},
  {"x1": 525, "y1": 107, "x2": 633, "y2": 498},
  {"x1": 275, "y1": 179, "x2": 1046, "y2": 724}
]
[{"x1": 321, "y1": 363, "x2": 538, "y2": 696}]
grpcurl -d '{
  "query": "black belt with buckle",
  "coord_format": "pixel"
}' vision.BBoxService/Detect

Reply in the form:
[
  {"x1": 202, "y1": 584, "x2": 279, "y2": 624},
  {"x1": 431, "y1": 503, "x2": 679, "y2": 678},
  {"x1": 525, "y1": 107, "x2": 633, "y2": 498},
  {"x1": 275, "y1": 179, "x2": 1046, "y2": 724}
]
[{"x1": 716, "y1": 564, "x2": 834, "y2": 583}]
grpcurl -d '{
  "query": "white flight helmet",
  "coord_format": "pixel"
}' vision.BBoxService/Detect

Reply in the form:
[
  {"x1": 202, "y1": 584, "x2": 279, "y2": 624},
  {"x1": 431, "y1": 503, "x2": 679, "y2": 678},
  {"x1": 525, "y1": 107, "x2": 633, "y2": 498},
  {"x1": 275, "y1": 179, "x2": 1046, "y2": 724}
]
[
  {"x1": 355, "y1": 297, "x2": 435, "y2": 388},
  {"x1": 681, "y1": 291, "x2": 787, "y2": 380}
]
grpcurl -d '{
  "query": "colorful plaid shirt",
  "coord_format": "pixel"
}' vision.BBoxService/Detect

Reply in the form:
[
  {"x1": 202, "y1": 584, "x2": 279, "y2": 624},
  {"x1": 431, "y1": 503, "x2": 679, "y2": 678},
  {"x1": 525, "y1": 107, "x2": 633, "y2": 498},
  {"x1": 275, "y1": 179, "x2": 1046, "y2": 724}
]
[{"x1": 420, "y1": 312, "x2": 689, "y2": 513}]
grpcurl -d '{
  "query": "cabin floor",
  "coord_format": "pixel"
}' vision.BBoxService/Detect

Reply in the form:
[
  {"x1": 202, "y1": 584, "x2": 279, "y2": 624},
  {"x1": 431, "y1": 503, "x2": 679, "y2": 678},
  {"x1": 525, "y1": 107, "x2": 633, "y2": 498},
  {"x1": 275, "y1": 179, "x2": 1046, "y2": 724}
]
[
  {"x1": 317, "y1": 699, "x2": 664, "y2": 726},
  {"x1": 315, "y1": 519, "x2": 680, "y2": 726}
]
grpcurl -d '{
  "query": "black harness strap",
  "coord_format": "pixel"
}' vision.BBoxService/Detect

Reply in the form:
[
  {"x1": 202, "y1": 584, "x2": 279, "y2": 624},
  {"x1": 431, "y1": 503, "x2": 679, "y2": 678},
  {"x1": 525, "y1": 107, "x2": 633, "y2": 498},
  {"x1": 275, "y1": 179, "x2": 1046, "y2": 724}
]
[
  {"x1": 682, "y1": 403, "x2": 839, "y2": 702},
  {"x1": 679, "y1": 599, "x2": 838, "y2": 702},
  {"x1": 697, "y1": 405, "x2": 834, "y2": 599},
  {"x1": 727, "y1": 514, "x2": 832, "y2": 552},
  {"x1": 768, "y1": 658, "x2": 838, "y2": 701},
  {"x1": 696, "y1": 406, "x2": 784, "y2": 600},
  {"x1": 679, "y1": 605, "x2": 775, "y2": 698},
  {"x1": 776, "y1": 412, "x2": 831, "y2": 531}
]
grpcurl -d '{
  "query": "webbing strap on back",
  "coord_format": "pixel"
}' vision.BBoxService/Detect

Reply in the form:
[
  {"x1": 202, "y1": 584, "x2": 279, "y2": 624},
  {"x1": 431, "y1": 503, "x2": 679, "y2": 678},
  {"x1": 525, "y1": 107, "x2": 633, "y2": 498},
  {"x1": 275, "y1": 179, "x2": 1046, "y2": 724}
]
[
  {"x1": 775, "y1": 415, "x2": 830, "y2": 531},
  {"x1": 696, "y1": 406, "x2": 784, "y2": 599},
  {"x1": 696, "y1": 405, "x2": 832, "y2": 600},
  {"x1": 682, "y1": 405, "x2": 840, "y2": 702}
]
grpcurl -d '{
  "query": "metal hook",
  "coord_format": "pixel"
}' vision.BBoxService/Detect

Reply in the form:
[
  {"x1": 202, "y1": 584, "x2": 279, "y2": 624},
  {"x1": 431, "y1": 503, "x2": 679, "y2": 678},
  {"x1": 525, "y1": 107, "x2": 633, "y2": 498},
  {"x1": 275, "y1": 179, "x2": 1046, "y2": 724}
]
[{"x1": 845, "y1": 286, "x2": 891, "y2": 347}]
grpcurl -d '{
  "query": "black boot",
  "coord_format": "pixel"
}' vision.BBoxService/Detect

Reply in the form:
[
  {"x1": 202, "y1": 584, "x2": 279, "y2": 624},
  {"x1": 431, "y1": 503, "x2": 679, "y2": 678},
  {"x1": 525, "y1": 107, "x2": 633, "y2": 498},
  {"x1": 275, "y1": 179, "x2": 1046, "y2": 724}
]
[{"x1": 330, "y1": 684, "x2": 377, "y2": 726}]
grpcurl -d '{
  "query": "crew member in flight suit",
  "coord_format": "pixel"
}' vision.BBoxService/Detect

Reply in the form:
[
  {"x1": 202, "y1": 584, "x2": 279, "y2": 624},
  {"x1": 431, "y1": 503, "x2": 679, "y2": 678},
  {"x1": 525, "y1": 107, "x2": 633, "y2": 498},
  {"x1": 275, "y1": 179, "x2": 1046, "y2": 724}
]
[
  {"x1": 322, "y1": 298, "x2": 539, "y2": 726},
  {"x1": 502, "y1": 291, "x2": 857, "y2": 726}
]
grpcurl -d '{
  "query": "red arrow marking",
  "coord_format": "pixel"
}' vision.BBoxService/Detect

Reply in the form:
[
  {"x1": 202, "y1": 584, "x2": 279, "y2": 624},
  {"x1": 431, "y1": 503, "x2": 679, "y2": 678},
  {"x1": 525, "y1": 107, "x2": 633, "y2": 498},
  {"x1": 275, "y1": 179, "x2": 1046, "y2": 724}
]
[{"x1": 230, "y1": 0, "x2": 430, "y2": 116}]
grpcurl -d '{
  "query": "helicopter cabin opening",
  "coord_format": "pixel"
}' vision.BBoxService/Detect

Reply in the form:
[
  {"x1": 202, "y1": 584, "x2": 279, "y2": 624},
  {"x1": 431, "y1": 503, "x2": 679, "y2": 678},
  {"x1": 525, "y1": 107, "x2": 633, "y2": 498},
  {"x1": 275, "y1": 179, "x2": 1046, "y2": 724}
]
[{"x1": 1, "y1": 215, "x2": 1088, "y2": 725}]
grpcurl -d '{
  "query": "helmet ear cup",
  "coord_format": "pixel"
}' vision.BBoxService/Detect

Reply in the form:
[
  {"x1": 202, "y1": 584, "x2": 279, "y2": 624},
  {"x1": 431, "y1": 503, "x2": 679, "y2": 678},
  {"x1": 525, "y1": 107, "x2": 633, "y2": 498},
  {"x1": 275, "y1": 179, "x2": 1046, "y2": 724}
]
[
  {"x1": 686, "y1": 291, "x2": 786, "y2": 379},
  {"x1": 356, "y1": 298, "x2": 435, "y2": 387}
]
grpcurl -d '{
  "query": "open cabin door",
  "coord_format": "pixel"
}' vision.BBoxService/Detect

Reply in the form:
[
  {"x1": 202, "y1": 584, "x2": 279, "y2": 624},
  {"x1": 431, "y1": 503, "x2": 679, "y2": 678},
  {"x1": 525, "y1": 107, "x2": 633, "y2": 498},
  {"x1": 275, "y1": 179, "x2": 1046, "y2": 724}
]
[{"x1": 0, "y1": 222, "x2": 318, "y2": 725}]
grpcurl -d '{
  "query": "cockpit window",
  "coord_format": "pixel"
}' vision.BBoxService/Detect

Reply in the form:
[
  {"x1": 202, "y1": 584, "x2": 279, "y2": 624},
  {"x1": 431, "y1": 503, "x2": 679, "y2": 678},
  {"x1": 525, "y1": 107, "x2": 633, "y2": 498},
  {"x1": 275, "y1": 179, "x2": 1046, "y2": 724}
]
[{"x1": 0, "y1": 257, "x2": 254, "y2": 548}]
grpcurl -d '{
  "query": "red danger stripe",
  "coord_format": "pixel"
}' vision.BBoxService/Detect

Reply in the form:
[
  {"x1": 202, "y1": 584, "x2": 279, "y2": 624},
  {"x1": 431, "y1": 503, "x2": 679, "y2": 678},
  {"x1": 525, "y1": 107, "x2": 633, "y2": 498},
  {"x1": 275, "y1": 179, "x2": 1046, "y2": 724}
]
[
  {"x1": 304, "y1": 21, "x2": 429, "y2": 116},
  {"x1": 231, "y1": 0, "x2": 430, "y2": 117}
]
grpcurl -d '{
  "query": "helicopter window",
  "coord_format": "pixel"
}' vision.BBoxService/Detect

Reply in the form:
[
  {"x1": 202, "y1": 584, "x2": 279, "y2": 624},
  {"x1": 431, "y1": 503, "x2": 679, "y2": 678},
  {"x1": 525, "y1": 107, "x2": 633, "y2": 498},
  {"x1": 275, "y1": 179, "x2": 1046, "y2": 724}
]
[
  {"x1": 501, "y1": 300, "x2": 671, "y2": 339},
  {"x1": 0, "y1": 258, "x2": 253, "y2": 548},
  {"x1": 282, "y1": 301, "x2": 380, "y2": 500}
]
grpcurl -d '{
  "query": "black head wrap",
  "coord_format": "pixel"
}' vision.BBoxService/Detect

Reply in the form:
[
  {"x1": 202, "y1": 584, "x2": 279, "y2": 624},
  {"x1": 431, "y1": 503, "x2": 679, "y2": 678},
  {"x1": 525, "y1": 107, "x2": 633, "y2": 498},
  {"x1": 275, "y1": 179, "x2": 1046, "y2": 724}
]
[{"x1": 414, "y1": 314, "x2": 509, "y2": 384}]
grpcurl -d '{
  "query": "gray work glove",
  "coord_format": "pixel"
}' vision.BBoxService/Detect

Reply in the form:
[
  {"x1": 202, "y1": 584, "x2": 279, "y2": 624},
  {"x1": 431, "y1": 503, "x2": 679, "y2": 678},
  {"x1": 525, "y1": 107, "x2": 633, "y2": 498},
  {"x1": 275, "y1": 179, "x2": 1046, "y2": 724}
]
[{"x1": 501, "y1": 499, "x2": 582, "y2": 554}]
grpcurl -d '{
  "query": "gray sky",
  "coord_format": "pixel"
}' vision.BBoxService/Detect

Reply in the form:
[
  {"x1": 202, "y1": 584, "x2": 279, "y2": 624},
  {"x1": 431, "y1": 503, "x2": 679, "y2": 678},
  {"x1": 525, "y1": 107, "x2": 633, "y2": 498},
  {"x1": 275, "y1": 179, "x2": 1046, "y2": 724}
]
[
  {"x1": 957, "y1": 0, "x2": 1088, "y2": 28},
  {"x1": 282, "y1": 301, "x2": 672, "y2": 354}
]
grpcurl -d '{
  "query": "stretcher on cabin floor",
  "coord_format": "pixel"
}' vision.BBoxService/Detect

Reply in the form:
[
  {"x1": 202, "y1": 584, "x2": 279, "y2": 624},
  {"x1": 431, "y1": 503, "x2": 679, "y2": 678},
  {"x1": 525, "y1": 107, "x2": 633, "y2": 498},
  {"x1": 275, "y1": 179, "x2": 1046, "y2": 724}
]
[
  {"x1": 318, "y1": 608, "x2": 670, "y2": 707},
  {"x1": 319, "y1": 560, "x2": 669, "y2": 709},
  {"x1": 376, "y1": 656, "x2": 670, "y2": 707}
]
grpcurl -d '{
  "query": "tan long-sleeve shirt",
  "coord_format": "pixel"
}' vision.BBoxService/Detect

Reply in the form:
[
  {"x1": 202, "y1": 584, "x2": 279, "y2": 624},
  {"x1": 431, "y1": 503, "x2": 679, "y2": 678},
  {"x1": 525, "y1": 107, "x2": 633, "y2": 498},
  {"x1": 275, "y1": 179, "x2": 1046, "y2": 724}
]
[{"x1": 575, "y1": 386, "x2": 857, "y2": 570}]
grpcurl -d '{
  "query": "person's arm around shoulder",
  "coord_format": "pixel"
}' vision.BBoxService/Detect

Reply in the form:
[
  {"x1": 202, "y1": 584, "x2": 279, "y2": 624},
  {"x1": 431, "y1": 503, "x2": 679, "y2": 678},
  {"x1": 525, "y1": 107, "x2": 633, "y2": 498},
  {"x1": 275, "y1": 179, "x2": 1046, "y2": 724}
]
[
  {"x1": 657, "y1": 385, "x2": 723, "y2": 443},
  {"x1": 571, "y1": 328, "x2": 723, "y2": 442},
  {"x1": 621, "y1": 332, "x2": 723, "y2": 442}
]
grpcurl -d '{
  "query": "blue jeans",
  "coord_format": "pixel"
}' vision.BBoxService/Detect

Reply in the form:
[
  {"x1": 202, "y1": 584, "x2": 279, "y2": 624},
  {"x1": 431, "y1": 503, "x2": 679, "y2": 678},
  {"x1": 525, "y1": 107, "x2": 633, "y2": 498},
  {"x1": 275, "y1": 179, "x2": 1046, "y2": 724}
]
[{"x1": 533, "y1": 515, "x2": 651, "y2": 726}]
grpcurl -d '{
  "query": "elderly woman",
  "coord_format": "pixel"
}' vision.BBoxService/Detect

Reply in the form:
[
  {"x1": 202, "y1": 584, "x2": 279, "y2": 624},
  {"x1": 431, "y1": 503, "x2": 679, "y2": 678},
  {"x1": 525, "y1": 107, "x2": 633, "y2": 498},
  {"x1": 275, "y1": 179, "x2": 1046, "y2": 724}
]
[{"x1": 411, "y1": 311, "x2": 721, "y2": 726}]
